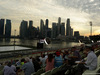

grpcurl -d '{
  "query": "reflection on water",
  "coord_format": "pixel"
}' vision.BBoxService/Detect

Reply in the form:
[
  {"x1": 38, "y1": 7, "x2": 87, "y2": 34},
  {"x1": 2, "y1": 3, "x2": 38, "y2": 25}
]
[{"x1": 0, "y1": 38, "x2": 82, "y2": 49}]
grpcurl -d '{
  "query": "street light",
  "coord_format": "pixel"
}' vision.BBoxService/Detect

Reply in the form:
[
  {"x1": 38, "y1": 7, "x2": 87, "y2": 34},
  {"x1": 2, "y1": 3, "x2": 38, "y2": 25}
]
[
  {"x1": 14, "y1": 29, "x2": 16, "y2": 53},
  {"x1": 90, "y1": 22, "x2": 92, "y2": 36}
]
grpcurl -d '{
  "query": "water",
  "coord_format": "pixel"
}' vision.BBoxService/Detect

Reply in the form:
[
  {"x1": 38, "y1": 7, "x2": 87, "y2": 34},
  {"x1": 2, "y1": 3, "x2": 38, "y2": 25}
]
[{"x1": 0, "y1": 38, "x2": 82, "y2": 49}]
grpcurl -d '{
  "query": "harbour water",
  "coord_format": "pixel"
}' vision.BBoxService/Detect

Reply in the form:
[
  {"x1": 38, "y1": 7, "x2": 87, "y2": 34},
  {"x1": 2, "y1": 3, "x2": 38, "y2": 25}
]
[{"x1": 0, "y1": 38, "x2": 82, "y2": 49}]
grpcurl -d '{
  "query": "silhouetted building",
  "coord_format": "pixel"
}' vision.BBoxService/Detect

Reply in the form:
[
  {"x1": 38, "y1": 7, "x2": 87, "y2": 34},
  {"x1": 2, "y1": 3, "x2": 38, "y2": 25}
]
[
  {"x1": 45, "y1": 19, "x2": 49, "y2": 37},
  {"x1": 57, "y1": 17, "x2": 61, "y2": 35},
  {"x1": 5, "y1": 19, "x2": 11, "y2": 37},
  {"x1": 45, "y1": 19, "x2": 49, "y2": 29},
  {"x1": 40, "y1": 19, "x2": 45, "y2": 38},
  {"x1": 20, "y1": 20, "x2": 28, "y2": 38},
  {"x1": 0, "y1": 19, "x2": 5, "y2": 36},
  {"x1": 74, "y1": 31, "x2": 80, "y2": 38},
  {"x1": 71, "y1": 28, "x2": 73, "y2": 36},
  {"x1": 47, "y1": 28, "x2": 51, "y2": 38},
  {"x1": 61, "y1": 23, "x2": 65, "y2": 36},
  {"x1": 28, "y1": 20, "x2": 33, "y2": 38},
  {"x1": 66, "y1": 18, "x2": 70, "y2": 36},
  {"x1": 51, "y1": 23, "x2": 57, "y2": 38}
]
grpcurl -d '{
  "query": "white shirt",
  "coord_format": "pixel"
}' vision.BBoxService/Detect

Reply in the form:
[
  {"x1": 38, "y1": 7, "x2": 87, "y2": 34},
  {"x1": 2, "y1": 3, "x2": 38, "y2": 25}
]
[
  {"x1": 3, "y1": 65, "x2": 16, "y2": 75},
  {"x1": 85, "y1": 51, "x2": 97, "y2": 70}
]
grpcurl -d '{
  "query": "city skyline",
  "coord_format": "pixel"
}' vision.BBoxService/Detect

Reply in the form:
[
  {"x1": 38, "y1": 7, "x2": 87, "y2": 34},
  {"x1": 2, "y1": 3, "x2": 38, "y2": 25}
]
[{"x1": 0, "y1": 0, "x2": 100, "y2": 36}]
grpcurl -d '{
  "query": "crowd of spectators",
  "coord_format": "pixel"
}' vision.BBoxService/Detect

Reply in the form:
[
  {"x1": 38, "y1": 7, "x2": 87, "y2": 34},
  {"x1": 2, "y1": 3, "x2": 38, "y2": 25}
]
[{"x1": 0, "y1": 43, "x2": 100, "y2": 75}]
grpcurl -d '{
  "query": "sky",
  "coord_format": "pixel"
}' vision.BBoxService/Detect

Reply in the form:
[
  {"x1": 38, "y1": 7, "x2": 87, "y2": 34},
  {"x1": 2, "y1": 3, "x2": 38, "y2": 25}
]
[{"x1": 0, "y1": 0, "x2": 100, "y2": 36}]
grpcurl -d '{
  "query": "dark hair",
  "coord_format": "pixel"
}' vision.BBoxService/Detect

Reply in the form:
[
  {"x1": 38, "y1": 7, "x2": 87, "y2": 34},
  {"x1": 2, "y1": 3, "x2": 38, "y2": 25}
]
[
  {"x1": 43, "y1": 54, "x2": 45, "y2": 58},
  {"x1": 48, "y1": 54, "x2": 53, "y2": 62},
  {"x1": 7, "y1": 62, "x2": 12, "y2": 67}
]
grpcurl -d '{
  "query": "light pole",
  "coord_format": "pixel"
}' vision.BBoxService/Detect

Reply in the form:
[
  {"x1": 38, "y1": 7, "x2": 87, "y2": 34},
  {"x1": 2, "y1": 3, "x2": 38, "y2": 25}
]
[
  {"x1": 14, "y1": 29, "x2": 16, "y2": 53},
  {"x1": 90, "y1": 22, "x2": 92, "y2": 36}
]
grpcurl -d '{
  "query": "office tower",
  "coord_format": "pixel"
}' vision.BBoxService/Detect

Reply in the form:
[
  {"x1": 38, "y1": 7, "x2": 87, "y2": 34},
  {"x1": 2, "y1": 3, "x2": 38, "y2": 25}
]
[
  {"x1": 57, "y1": 17, "x2": 61, "y2": 35},
  {"x1": 0, "y1": 19, "x2": 5, "y2": 36},
  {"x1": 61, "y1": 23, "x2": 65, "y2": 36},
  {"x1": 20, "y1": 20, "x2": 28, "y2": 38},
  {"x1": 5, "y1": 19, "x2": 11, "y2": 37},
  {"x1": 71, "y1": 28, "x2": 73, "y2": 36},
  {"x1": 47, "y1": 28, "x2": 51, "y2": 38},
  {"x1": 45, "y1": 19, "x2": 49, "y2": 29},
  {"x1": 29, "y1": 20, "x2": 33, "y2": 38},
  {"x1": 40, "y1": 19, "x2": 44, "y2": 38},
  {"x1": 51, "y1": 23, "x2": 57, "y2": 38},
  {"x1": 74, "y1": 31, "x2": 80, "y2": 37},
  {"x1": 66, "y1": 18, "x2": 70, "y2": 36},
  {"x1": 45, "y1": 19, "x2": 49, "y2": 37}
]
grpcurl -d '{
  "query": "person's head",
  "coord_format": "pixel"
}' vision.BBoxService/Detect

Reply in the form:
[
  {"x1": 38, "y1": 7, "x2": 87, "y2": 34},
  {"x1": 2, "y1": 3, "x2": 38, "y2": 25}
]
[
  {"x1": 42, "y1": 54, "x2": 45, "y2": 58},
  {"x1": 7, "y1": 61, "x2": 12, "y2": 67},
  {"x1": 56, "y1": 51, "x2": 60, "y2": 56},
  {"x1": 65, "y1": 51, "x2": 69, "y2": 55},
  {"x1": 25, "y1": 57, "x2": 30, "y2": 62},
  {"x1": 84, "y1": 46, "x2": 91, "y2": 54},
  {"x1": 48, "y1": 54, "x2": 53, "y2": 62}
]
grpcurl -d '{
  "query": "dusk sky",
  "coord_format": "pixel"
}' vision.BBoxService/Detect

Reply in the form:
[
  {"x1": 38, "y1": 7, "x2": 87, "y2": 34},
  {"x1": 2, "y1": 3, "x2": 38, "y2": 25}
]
[{"x1": 0, "y1": 0, "x2": 100, "y2": 36}]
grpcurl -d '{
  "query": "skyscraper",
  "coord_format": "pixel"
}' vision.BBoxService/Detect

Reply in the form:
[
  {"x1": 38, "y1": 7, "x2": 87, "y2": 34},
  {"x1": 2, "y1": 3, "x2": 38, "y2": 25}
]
[
  {"x1": 57, "y1": 17, "x2": 61, "y2": 35},
  {"x1": 45, "y1": 19, "x2": 49, "y2": 29},
  {"x1": 45, "y1": 19, "x2": 49, "y2": 37},
  {"x1": 40, "y1": 19, "x2": 44, "y2": 38},
  {"x1": 5, "y1": 19, "x2": 11, "y2": 37},
  {"x1": 0, "y1": 19, "x2": 5, "y2": 36},
  {"x1": 71, "y1": 28, "x2": 73, "y2": 36},
  {"x1": 29, "y1": 20, "x2": 33, "y2": 38},
  {"x1": 66, "y1": 18, "x2": 70, "y2": 36},
  {"x1": 20, "y1": 20, "x2": 28, "y2": 38},
  {"x1": 61, "y1": 23, "x2": 65, "y2": 36},
  {"x1": 51, "y1": 23, "x2": 57, "y2": 38}
]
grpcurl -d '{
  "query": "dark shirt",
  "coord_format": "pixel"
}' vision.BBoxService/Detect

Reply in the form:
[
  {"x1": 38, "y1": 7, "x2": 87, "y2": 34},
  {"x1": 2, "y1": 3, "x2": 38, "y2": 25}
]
[{"x1": 73, "y1": 50, "x2": 81, "y2": 61}]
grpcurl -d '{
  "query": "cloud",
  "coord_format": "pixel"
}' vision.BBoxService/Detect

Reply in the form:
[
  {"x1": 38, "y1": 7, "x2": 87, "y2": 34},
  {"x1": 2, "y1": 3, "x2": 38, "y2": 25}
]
[{"x1": 0, "y1": 0, "x2": 100, "y2": 36}]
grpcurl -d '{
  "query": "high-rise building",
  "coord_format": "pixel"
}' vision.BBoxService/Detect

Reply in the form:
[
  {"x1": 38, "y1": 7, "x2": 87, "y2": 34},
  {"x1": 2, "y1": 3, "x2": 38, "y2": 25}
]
[
  {"x1": 71, "y1": 28, "x2": 73, "y2": 36},
  {"x1": 61, "y1": 23, "x2": 65, "y2": 36},
  {"x1": 20, "y1": 20, "x2": 28, "y2": 38},
  {"x1": 40, "y1": 19, "x2": 44, "y2": 38},
  {"x1": 45, "y1": 19, "x2": 49, "y2": 37},
  {"x1": 0, "y1": 19, "x2": 5, "y2": 36},
  {"x1": 74, "y1": 31, "x2": 80, "y2": 37},
  {"x1": 45, "y1": 19, "x2": 49, "y2": 29},
  {"x1": 5, "y1": 19, "x2": 11, "y2": 37},
  {"x1": 47, "y1": 28, "x2": 51, "y2": 38},
  {"x1": 57, "y1": 17, "x2": 61, "y2": 35},
  {"x1": 66, "y1": 18, "x2": 70, "y2": 36},
  {"x1": 29, "y1": 20, "x2": 33, "y2": 38},
  {"x1": 51, "y1": 23, "x2": 57, "y2": 38}
]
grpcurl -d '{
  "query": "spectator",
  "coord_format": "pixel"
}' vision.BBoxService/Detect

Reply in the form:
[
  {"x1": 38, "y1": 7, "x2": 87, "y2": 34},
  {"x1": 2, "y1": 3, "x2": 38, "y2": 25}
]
[
  {"x1": 68, "y1": 47, "x2": 81, "y2": 65},
  {"x1": 21, "y1": 58, "x2": 25, "y2": 66},
  {"x1": 64, "y1": 51, "x2": 69, "y2": 64},
  {"x1": 77, "y1": 46, "x2": 97, "y2": 75},
  {"x1": 21, "y1": 57, "x2": 35, "y2": 75},
  {"x1": 54, "y1": 51, "x2": 63, "y2": 67},
  {"x1": 72, "y1": 47, "x2": 81, "y2": 61},
  {"x1": 32, "y1": 58, "x2": 41, "y2": 72},
  {"x1": 40, "y1": 54, "x2": 47, "y2": 67},
  {"x1": 45, "y1": 54, "x2": 54, "y2": 71},
  {"x1": 3, "y1": 61, "x2": 16, "y2": 75}
]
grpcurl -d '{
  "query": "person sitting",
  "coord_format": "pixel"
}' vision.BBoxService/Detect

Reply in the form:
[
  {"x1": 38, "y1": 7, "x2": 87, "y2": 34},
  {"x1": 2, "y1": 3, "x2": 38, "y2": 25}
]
[
  {"x1": 77, "y1": 46, "x2": 97, "y2": 75},
  {"x1": 45, "y1": 54, "x2": 54, "y2": 71},
  {"x1": 21, "y1": 57, "x2": 35, "y2": 75},
  {"x1": 32, "y1": 58, "x2": 41, "y2": 72},
  {"x1": 69, "y1": 47, "x2": 81, "y2": 65},
  {"x1": 54, "y1": 51, "x2": 63, "y2": 67},
  {"x1": 3, "y1": 61, "x2": 16, "y2": 75}
]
